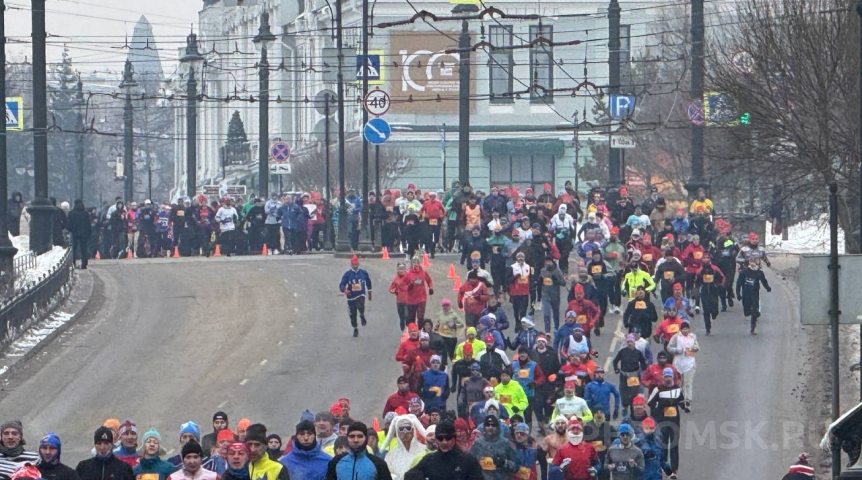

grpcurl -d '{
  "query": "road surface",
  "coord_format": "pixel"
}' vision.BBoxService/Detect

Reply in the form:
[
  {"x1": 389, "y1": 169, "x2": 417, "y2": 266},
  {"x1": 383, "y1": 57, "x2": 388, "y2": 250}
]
[{"x1": 0, "y1": 253, "x2": 813, "y2": 475}]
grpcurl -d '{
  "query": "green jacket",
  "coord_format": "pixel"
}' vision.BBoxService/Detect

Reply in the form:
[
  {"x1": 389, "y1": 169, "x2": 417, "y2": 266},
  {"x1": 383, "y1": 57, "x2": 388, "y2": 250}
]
[
  {"x1": 622, "y1": 270, "x2": 656, "y2": 298},
  {"x1": 493, "y1": 380, "x2": 529, "y2": 416}
]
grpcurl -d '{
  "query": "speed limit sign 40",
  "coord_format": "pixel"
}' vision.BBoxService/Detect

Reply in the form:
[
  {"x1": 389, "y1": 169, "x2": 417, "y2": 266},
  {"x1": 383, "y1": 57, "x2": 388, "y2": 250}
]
[{"x1": 364, "y1": 89, "x2": 390, "y2": 116}]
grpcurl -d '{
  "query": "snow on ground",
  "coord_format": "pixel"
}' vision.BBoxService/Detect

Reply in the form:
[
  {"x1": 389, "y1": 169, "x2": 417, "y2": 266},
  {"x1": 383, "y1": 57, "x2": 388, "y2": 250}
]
[
  {"x1": 766, "y1": 214, "x2": 844, "y2": 254},
  {"x1": 10, "y1": 233, "x2": 29, "y2": 258},
  {"x1": 3, "y1": 310, "x2": 75, "y2": 359},
  {"x1": 13, "y1": 243, "x2": 68, "y2": 290}
]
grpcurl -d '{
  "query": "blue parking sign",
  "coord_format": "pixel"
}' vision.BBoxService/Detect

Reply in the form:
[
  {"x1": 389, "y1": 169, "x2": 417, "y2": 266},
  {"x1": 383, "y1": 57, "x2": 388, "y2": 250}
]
[{"x1": 609, "y1": 94, "x2": 636, "y2": 119}]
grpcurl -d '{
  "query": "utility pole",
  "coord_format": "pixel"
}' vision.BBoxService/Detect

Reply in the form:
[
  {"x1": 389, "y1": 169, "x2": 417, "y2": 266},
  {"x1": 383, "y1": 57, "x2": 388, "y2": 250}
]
[
  {"x1": 828, "y1": 182, "x2": 841, "y2": 479},
  {"x1": 29, "y1": 0, "x2": 54, "y2": 254},
  {"x1": 440, "y1": 124, "x2": 447, "y2": 190},
  {"x1": 358, "y1": 0, "x2": 373, "y2": 251},
  {"x1": 335, "y1": 0, "x2": 350, "y2": 251},
  {"x1": 857, "y1": 0, "x2": 862, "y2": 403},
  {"x1": 573, "y1": 111, "x2": 580, "y2": 194},
  {"x1": 454, "y1": 3, "x2": 478, "y2": 185},
  {"x1": 0, "y1": 0, "x2": 19, "y2": 295},
  {"x1": 687, "y1": 0, "x2": 707, "y2": 197},
  {"x1": 254, "y1": 10, "x2": 276, "y2": 199},
  {"x1": 325, "y1": 93, "x2": 333, "y2": 250},
  {"x1": 607, "y1": 0, "x2": 623, "y2": 188},
  {"x1": 119, "y1": 59, "x2": 138, "y2": 202},
  {"x1": 181, "y1": 32, "x2": 204, "y2": 198},
  {"x1": 75, "y1": 76, "x2": 85, "y2": 202}
]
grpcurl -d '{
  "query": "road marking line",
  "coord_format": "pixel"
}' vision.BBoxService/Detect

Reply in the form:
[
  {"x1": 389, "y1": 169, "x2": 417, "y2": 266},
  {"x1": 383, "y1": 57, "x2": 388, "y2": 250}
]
[
  {"x1": 260, "y1": 359, "x2": 268, "y2": 366},
  {"x1": 239, "y1": 378, "x2": 248, "y2": 385},
  {"x1": 217, "y1": 400, "x2": 228, "y2": 409},
  {"x1": 603, "y1": 318, "x2": 624, "y2": 372}
]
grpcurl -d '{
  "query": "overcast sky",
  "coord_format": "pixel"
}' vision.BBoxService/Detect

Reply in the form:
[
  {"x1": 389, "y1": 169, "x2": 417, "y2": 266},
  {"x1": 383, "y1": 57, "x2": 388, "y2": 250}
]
[{"x1": 6, "y1": 0, "x2": 201, "y2": 74}]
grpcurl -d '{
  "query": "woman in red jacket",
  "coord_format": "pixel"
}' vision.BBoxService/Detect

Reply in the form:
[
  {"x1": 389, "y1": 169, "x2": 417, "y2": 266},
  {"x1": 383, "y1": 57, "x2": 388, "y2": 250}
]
[
  {"x1": 389, "y1": 262, "x2": 410, "y2": 331},
  {"x1": 405, "y1": 257, "x2": 434, "y2": 326}
]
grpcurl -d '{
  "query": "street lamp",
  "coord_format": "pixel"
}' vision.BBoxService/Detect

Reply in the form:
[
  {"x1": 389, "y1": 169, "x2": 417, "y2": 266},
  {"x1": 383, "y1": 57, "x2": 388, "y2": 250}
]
[
  {"x1": 253, "y1": 9, "x2": 276, "y2": 199},
  {"x1": 452, "y1": 2, "x2": 479, "y2": 186},
  {"x1": 0, "y1": 0, "x2": 17, "y2": 295},
  {"x1": 180, "y1": 31, "x2": 204, "y2": 198},
  {"x1": 75, "y1": 75, "x2": 85, "y2": 202},
  {"x1": 119, "y1": 59, "x2": 139, "y2": 201}
]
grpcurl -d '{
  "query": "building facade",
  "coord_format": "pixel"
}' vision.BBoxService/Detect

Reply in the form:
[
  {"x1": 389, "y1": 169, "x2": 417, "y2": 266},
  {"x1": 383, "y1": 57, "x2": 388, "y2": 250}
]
[{"x1": 175, "y1": 0, "x2": 657, "y2": 197}]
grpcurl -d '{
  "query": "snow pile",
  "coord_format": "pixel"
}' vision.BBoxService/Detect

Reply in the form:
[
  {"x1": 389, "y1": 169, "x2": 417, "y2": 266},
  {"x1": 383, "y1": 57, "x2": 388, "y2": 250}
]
[
  {"x1": 10, "y1": 234, "x2": 29, "y2": 258},
  {"x1": 4, "y1": 310, "x2": 75, "y2": 358},
  {"x1": 766, "y1": 214, "x2": 845, "y2": 254},
  {"x1": 14, "y1": 245, "x2": 69, "y2": 290}
]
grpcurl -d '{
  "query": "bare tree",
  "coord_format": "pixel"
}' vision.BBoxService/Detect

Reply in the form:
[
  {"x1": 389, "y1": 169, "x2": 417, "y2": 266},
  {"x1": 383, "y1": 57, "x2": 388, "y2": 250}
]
[
  {"x1": 705, "y1": 0, "x2": 860, "y2": 250},
  {"x1": 289, "y1": 141, "x2": 414, "y2": 194}
]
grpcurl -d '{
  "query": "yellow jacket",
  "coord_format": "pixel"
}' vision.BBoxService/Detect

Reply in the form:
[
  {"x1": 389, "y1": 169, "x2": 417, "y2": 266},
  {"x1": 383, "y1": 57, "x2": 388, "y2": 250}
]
[{"x1": 494, "y1": 380, "x2": 529, "y2": 416}]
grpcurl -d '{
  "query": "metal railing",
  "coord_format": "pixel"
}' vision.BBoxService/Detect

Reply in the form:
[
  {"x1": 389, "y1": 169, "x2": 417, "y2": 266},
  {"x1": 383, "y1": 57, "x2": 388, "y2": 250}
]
[
  {"x1": 0, "y1": 248, "x2": 75, "y2": 351},
  {"x1": 12, "y1": 251, "x2": 36, "y2": 278}
]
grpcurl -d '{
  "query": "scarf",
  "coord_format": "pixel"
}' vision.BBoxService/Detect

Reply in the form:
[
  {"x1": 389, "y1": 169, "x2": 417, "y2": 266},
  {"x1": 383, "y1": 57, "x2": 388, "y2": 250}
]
[
  {"x1": 226, "y1": 463, "x2": 250, "y2": 480},
  {"x1": 0, "y1": 444, "x2": 24, "y2": 458}
]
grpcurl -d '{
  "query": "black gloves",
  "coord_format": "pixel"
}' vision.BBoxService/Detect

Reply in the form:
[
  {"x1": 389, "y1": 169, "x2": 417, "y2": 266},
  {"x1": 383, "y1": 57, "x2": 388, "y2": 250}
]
[{"x1": 429, "y1": 288, "x2": 435, "y2": 295}]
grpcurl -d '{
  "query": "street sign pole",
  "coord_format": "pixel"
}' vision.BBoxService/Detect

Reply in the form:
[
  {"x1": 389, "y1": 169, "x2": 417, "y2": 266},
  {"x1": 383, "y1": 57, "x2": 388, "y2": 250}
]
[{"x1": 829, "y1": 182, "x2": 842, "y2": 480}]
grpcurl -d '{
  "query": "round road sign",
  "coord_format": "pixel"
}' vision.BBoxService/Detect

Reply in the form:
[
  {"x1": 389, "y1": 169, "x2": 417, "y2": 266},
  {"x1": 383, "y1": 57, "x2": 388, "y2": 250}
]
[
  {"x1": 364, "y1": 89, "x2": 390, "y2": 116},
  {"x1": 271, "y1": 141, "x2": 291, "y2": 162}
]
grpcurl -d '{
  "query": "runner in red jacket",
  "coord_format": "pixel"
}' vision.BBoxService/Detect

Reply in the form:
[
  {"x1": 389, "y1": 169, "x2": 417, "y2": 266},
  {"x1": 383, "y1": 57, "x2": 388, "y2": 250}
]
[
  {"x1": 405, "y1": 257, "x2": 434, "y2": 326},
  {"x1": 566, "y1": 285, "x2": 601, "y2": 335},
  {"x1": 389, "y1": 262, "x2": 411, "y2": 331},
  {"x1": 552, "y1": 418, "x2": 600, "y2": 480}
]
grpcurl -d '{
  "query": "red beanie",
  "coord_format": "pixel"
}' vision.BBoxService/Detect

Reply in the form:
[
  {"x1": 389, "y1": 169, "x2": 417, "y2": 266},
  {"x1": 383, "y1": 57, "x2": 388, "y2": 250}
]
[
  {"x1": 673, "y1": 283, "x2": 683, "y2": 291},
  {"x1": 632, "y1": 395, "x2": 646, "y2": 406},
  {"x1": 641, "y1": 417, "x2": 656, "y2": 429},
  {"x1": 217, "y1": 429, "x2": 235, "y2": 443},
  {"x1": 350, "y1": 255, "x2": 359, "y2": 266},
  {"x1": 574, "y1": 284, "x2": 584, "y2": 295}
]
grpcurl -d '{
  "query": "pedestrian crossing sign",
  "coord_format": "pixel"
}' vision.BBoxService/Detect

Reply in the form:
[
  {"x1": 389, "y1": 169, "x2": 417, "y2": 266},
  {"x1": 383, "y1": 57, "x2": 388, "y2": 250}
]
[
  {"x1": 5, "y1": 97, "x2": 23, "y2": 131},
  {"x1": 355, "y1": 51, "x2": 384, "y2": 85}
]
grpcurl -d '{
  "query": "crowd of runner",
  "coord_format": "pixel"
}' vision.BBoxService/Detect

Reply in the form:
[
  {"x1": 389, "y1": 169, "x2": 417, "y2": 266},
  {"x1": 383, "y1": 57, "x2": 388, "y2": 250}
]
[{"x1": 1, "y1": 182, "x2": 808, "y2": 480}]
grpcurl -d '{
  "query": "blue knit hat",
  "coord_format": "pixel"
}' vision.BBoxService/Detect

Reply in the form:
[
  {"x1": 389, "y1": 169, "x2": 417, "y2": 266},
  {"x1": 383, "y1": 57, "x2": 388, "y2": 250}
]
[
  {"x1": 39, "y1": 433, "x2": 61, "y2": 465},
  {"x1": 180, "y1": 421, "x2": 200, "y2": 442}
]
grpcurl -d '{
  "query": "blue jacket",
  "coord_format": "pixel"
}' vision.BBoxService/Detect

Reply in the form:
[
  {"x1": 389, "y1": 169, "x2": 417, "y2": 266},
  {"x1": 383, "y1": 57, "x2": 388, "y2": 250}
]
[
  {"x1": 507, "y1": 328, "x2": 539, "y2": 352},
  {"x1": 553, "y1": 322, "x2": 578, "y2": 353},
  {"x1": 339, "y1": 269, "x2": 373, "y2": 301},
  {"x1": 479, "y1": 307, "x2": 510, "y2": 331},
  {"x1": 279, "y1": 438, "x2": 331, "y2": 480},
  {"x1": 671, "y1": 217, "x2": 689, "y2": 234},
  {"x1": 420, "y1": 369, "x2": 450, "y2": 412},
  {"x1": 326, "y1": 448, "x2": 390, "y2": 480},
  {"x1": 636, "y1": 432, "x2": 666, "y2": 480},
  {"x1": 511, "y1": 359, "x2": 540, "y2": 397},
  {"x1": 584, "y1": 379, "x2": 621, "y2": 417}
]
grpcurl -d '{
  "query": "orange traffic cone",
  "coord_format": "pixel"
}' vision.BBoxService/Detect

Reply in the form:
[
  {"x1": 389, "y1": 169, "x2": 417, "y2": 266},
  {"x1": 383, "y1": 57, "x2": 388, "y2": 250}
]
[
  {"x1": 447, "y1": 264, "x2": 457, "y2": 278},
  {"x1": 95, "y1": 251, "x2": 101, "y2": 260},
  {"x1": 126, "y1": 249, "x2": 133, "y2": 259},
  {"x1": 173, "y1": 246, "x2": 180, "y2": 258},
  {"x1": 452, "y1": 276, "x2": 461, "y2": 291},
  {"x1": 422, "y1": 252, "x2": 431, "y2": 268},
  {"x1": 262, "y1": 244, "x2": 268, "y2": 256},
  {"x1": 382, "y1": 247, "x2": 390, "y2": 260},
  {"x1": 213, "y1": 244, "x2": 221, "y2": 257}
]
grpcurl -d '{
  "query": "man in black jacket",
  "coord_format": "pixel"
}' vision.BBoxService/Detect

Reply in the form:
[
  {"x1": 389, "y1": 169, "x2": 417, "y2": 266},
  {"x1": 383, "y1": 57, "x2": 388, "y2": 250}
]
[
  {"x1": 75, "y1": 427, "x2": 134, "y2": 480},
  {"x1": 405, "y1": 422, "x2": 483, "y2": 480},
  {"x1": 36, "y1": 434, "x2": 79, "y2": 480},
  {"x1": 68, "y1": 200, "x2": 92, "y2": 269}
]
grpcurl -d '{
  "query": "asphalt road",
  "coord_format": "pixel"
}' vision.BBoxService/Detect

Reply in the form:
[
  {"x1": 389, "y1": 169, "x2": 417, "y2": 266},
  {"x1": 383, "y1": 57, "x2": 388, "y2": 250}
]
[{"x1": 0, "y1": 253, "x2": 812, "y2": 476}]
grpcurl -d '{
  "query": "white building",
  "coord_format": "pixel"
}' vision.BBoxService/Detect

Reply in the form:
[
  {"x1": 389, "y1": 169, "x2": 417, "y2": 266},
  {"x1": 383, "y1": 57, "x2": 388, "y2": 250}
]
[{"x1": 175, "y1": 0, "x2": 662, "y2": 197}]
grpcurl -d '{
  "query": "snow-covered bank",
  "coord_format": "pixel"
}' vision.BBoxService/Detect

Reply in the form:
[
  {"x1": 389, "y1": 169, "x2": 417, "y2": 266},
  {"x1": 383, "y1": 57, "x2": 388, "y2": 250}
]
[
  {"x1": 766, "y1": 214, "x2": 845, "y2": 254},
  {"x1": 9, "y1": 233, "x2": 69, "y2": 290}
]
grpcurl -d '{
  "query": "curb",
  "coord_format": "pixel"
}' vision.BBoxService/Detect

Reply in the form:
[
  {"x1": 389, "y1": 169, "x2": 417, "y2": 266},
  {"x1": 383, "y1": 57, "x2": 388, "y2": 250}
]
[{"x1": 0, "y1": 268, "x2": 95, "y2": 379}]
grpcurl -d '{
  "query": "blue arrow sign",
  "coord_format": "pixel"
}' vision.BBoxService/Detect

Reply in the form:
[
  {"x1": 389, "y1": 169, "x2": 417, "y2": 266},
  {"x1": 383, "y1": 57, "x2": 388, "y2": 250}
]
[{"x1": 363, "y1": 117, "x2": 391, "y2": 145}]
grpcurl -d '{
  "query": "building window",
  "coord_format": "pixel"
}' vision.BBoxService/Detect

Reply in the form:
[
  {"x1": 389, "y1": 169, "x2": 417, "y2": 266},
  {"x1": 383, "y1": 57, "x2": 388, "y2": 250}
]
[
  {"x1": 529, "y1": 24, "x2": 553, "y2": 102},
  {"x1": 490, "y1": 154, "x2": 555, "y2": 191},
  {"x1": 488, "y1": 25, "x2": 514, "y2": 103}
]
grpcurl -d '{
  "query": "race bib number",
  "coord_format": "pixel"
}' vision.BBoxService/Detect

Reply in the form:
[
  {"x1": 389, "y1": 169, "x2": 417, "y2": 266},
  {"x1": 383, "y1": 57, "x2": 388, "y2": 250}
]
[
  {"x1": 429, "y1": 386, "x2": 442, "y2": 397},
  {"x1": 386, "y1": 206, "x2": 393, "y2": 212},
  {"x1": 694, "y1": 251, "x2": 703, "y2": 260},
  {"x1": 685, "y1": 348, "x2": 697, "y2": 357},
  {"x1": 703, "y1": 274, "x2": 714, "y2": 283},
  {"x1": 664, "y1": 271, "x2": 674, "y2": 280},
  {"x1": 518, "y1": 276, "x2": 529, "y2": 284},
  {"x1": 138, "y1": 474, "x2": 159, "y2": 480},
  {"x1": 627, "y1": 377, "x2": 640, "y2": 387},
  {"x1": 492, "y1": 246, "x2": 501, "y2": 254},
  {"x1": 577, "y1": 315, "x2": 587, "y2": 324},
  {"x1": 518, "y1": 368, "x2": 530, "y2": 379},
  {"x1": 414, "y1": 279, "x2": 423, "y2": 285},
  {"x1": 471, "y1": 252, "x2": 481, "y2": 260},
  {"x1": 500, "y1": 394, "x2": 512, "y2": 404},
  {"x1": 635, "y1": 301, "x2": 646, "y2": 309},
  {"x1": 616, "y1": 464, "x2": 628, "y2": 473},
  {"x1": 608, "y1": 252, "x2": 619, "y2": 259},
  {"x1": 516, "y1": 466, "x2": 531, "y2": 479},
  {"x1": 643, "y1": 254, "x2": 653, "y2": 262},
  {"x1": 177, "y1": 210, "x2": 185, "y2": 217},
  {"x1": 664, "y1": 406, "x2": 678, "y2": 417},
  {"x1": 429, "y1": 219, "x2": 438, "y2": 225},
  {"x1": 543, "y1": 277, "x2": 553, "y2": 286},
  {"x1": 480, "y1": 457, "x2": 496, "y2": 471},
  {"x1": 591, "y1": 265, "x2": 602, "y2": 274},
  {"x1": 591, "y1": 440, "x2": 606, "y2": 452},
  {"x1": 667, "y1": 324, "x2": 680, "y2": 334},
  {"x1": 351, "y1": 283, "x2": 362, "y2": 291}
]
